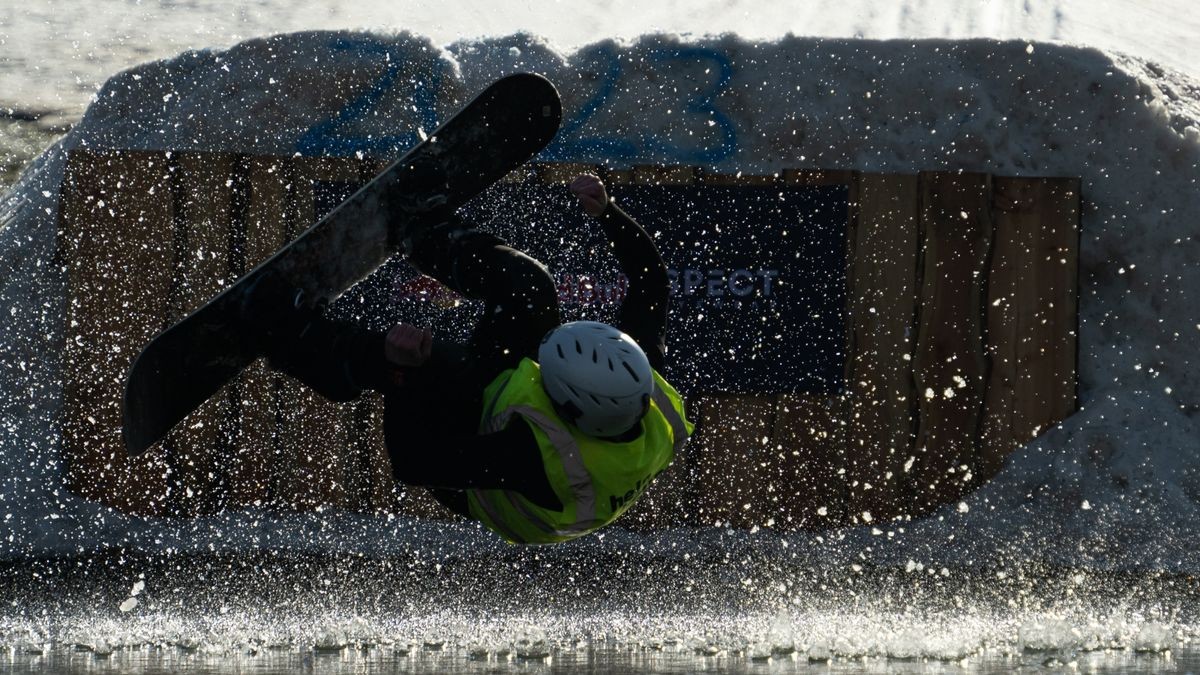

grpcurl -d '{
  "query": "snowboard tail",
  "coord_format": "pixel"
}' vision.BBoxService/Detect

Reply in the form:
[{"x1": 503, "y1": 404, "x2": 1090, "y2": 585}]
[{"x1": 123, "y1": 73, "x2": 562, "y2": 455}]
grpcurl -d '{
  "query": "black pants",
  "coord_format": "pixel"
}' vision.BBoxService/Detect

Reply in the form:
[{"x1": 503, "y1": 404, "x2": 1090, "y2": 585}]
[
  {"x1": 267, "y1": 225, "x2": 561, "y2": 514},
  {"x1": 411, "y1": 227, "x2": 562, "y2": 380}
]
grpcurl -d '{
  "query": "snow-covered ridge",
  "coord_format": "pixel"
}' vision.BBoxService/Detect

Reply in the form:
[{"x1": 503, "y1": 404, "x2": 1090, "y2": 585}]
[
  {"x1": 1, "y1": 31, "x2": 1199, "y2": 571},
  {"x1": 3, "y1": 0, "x2": 1198, "y2": 118}
]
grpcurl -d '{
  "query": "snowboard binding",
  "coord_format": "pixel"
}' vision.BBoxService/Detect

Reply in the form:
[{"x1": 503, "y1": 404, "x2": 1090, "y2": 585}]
[{"x1": 238, "y1": 270, "x2": 329, "y2": 357}]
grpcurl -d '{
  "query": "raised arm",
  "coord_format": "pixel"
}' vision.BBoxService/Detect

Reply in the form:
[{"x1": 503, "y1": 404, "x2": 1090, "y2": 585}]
[{"x1": 570, "y1": 175, "x2": 669, "y2": 371}]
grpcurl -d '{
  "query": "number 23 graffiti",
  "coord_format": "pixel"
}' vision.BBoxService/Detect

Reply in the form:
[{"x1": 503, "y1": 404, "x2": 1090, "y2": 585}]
[{"x1": 298, "y1": 38, "x2": 739, "y2": 165}]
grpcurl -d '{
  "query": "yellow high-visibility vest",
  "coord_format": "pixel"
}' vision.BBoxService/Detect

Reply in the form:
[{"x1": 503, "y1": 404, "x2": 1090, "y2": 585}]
[{"x1": 467, "y1": 358, "x2": 693, "y2": 544}]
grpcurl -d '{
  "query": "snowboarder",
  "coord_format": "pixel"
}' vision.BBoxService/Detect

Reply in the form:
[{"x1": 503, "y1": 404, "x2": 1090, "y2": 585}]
[{"x1": 244, "y1": 174, "x2": 693, "y2": 544}]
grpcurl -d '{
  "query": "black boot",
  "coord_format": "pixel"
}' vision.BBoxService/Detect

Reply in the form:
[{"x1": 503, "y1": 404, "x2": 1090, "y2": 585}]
[
  {"x1": 238, "y1": 270, "x2": 327, "y2": 356},
  {"x1": 404, "y1": 216, "x2": 506, "y2": 292},
  {"x1": 386, "y1": 154, "x2": 455, "y2": 254},
  {"x1": 239, "y1": 270, "x2": 379, "y2": 402}
]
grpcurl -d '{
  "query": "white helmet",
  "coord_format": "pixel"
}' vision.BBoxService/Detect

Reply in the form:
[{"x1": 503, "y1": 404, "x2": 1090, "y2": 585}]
[{"x1": 538, "y1": 321, "x2": 654, "y2": 438}]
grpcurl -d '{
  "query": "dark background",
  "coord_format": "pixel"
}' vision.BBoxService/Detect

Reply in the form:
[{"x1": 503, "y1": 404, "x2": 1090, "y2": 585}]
[{"x1": 317, "y1": 180, "x2": 848, "y2": 395}]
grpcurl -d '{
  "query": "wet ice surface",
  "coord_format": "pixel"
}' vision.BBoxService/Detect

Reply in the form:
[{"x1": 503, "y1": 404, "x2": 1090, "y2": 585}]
[
  {"x1": 0, "y1": 547, "x2": 1196, "y2": 673},
  {"x1": 0, "y1": 646, "x2": 1193, "y2": 675}
]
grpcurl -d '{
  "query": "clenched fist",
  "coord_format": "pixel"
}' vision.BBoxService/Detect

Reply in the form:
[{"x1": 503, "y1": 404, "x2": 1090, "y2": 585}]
[
  {"x1": 385, "y1": 322, "x2": 433, "y2": 368},
  {"x1": 569, "y1": 174, "x2": 609, "y2": 217}
]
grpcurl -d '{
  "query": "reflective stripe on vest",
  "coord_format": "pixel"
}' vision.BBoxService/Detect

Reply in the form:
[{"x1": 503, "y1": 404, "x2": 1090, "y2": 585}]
[
  {"x1": 651, "y1": 383, "x2": 689, "y2": 455},
  {"x1": 470, "y1": 487, "x2": 563, "y2": 543},
  {"x1": 470, "y1": 495, "x2": 527, "y2": 543},
  {"x1": 471, "y1": 404, "x2": 603, "y2": 539}
]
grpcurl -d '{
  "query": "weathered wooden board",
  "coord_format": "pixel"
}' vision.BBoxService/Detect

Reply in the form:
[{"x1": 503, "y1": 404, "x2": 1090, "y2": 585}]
[
  {"x1": 689, "y1": 395, "x2": 779, "y2": 527},
  {"x1": 224, "y1": 155, "x2": 291, "y2": 508},
  {"x1": 910, "y1": 171, "x2": 993, "y2": 511},
  {"x1": 843, "y1": 173, "x2": 921, "y2": 522},
  {"x1": 772, "y1": 393, "x2": 852, "y2": 528},
  {"x1": 59, "y1": 150, "x2": 175, "y2": 515},
  {"x1": 982, "y1": 177, "x2": 1080, "y2": 475},
  {"x1": 161, "y1": 152, "x2": 237, "y2": 515},
  {"x1": 58, "y1": 156, "x2": 1079, "y2": 529}
]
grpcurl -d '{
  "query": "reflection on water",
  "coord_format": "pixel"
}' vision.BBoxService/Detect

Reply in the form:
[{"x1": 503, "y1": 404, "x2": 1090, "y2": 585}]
[{"x1": 0, "y1": 642, "x2": 1193, "y2": 675}]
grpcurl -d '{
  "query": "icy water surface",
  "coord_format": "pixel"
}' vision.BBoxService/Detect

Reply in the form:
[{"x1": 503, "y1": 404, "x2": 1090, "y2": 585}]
[
  {"x1": 0, "y1": 550, "x2": 1196, "y2": 674},
  {"x1": 0, "y1": 645, "x2": 1194, "y2": 674}
]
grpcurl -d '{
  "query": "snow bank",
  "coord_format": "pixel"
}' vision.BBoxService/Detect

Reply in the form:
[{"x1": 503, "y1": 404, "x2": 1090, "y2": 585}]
[{"x1": 1, "y1": 31, "x2": 1199, "y2": 571}]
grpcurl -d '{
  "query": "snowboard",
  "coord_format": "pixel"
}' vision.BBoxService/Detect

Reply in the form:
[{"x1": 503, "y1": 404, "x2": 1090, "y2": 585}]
[{"x1": 122, "y1": 73, "x2": 563, "y2": 456}]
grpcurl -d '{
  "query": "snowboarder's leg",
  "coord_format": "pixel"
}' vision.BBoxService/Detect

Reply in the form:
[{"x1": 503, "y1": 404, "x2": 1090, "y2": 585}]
[
  {"x1": 240, "y1": 272, "x2": 385, "y2": 402},
  {"x1": 407, "y1": 217, "x2": 561, "y2": 374},
  {"x1": 266, "y1": 317, "x2": 385, "y2": 402}
]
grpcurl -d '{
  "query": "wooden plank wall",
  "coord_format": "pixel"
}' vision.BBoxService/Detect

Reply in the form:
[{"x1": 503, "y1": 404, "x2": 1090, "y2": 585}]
[
  {"x1": 58, "y1": 150, "x2": 400, "y2": 517},
  {"x1": 843, "y1": 174, "x2": 921, "y2": 523},
  {"x1": 58, "y1": 151, "x2": 1079, "y2": 530},
  {"x1": 908, "y1": 172, "x2": 994, "y2": 513},
  {"x1": 575, "y1": 165, "x2": 1078, "y2": 530},
  {"x1": 982, "y1": 177, "x2": 1080, "y2": 478},
  {"x1": 59, "y1": 150, "x2": 175, "y2": 515}
]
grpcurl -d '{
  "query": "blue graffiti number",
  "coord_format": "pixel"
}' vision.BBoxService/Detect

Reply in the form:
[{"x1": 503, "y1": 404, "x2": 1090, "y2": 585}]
[
  {"x1": 543, "y1": 45, "x2": 638, "y2": 161},
  {"x1": 544, "y1": 45, "x2": 737, "y2": 164},
  {"x1": 299, "y1": 39, "x2": 738, "y2": 164},
  {"x1": 296, "y1": 37, "x2": 443, "y2": 157},
  {"x1": 643, "y1": 47, "x2": 737, "y2": 165}
]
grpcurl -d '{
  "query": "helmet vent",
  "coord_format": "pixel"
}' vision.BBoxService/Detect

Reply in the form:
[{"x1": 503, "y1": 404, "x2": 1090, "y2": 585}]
[
  {"x1": 536, "y1": 321, "x2": 653, "y2": 438},
  {"x1": 623, "y1": 362, "x2": 642, "y2": 382}
]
